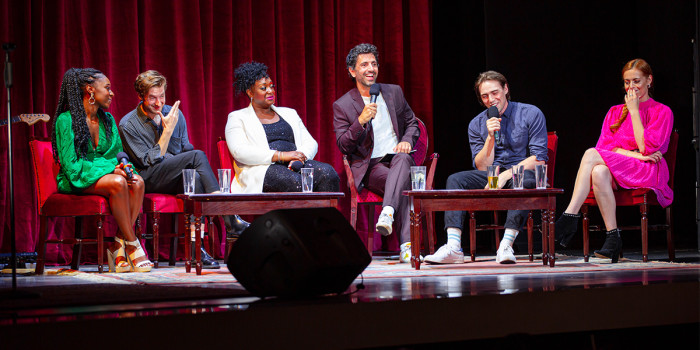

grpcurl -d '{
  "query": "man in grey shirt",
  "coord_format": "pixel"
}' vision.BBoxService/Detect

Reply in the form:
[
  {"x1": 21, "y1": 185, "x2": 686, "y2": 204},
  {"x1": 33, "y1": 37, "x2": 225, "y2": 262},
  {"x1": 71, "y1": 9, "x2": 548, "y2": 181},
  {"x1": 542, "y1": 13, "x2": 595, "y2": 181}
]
[{"x1": 119, "y1": 70, "x2": 248, "y2": 269}]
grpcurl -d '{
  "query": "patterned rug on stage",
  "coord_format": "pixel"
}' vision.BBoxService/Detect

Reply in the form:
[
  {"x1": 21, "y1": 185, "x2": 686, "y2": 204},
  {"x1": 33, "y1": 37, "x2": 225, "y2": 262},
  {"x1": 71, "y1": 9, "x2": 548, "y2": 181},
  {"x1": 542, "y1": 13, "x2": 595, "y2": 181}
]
[{"x1": 50, "y1": 254, "x2": 700, "y2": 286}]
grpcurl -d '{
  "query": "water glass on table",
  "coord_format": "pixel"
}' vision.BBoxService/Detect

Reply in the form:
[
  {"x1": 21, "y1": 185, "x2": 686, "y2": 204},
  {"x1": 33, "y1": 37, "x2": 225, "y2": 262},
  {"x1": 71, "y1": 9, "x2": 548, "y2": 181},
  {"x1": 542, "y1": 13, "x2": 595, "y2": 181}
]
[
  {"x1": 535, "y1": 164, "x2": 548, "y2": 189},
  {"x1": 511, "y1": 165, "x2": 524, "y2": 190},
  {"x1": 182, "y1": 169, "x2": 196, "y2": 195},
  {"x1": 218, "y1": 169, "x2": 231, "y2": 193},
  {"x1": 301, "y1": 168, "x2": 314, "y2": 192},
  {"x1": 410, "y1": 166, "x2": 427, "y2": 190},
  {"x1": 487, "y1": 165, "x2": 500, "y2": 189}
]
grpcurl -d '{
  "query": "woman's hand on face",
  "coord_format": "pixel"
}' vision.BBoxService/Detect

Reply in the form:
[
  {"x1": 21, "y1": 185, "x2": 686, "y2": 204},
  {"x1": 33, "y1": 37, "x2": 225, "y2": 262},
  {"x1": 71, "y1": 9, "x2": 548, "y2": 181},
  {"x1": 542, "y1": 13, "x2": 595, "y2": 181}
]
[{"x1": 625, "y1": 89, "x2": 639, "y2": 114}]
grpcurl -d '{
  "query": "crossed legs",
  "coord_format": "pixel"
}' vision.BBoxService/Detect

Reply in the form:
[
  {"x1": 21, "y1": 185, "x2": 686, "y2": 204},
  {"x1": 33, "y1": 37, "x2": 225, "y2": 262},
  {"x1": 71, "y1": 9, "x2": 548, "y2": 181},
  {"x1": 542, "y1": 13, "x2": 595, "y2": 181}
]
[{"x1": 564, "y1": 148, "x2": 617, "y2": 230}]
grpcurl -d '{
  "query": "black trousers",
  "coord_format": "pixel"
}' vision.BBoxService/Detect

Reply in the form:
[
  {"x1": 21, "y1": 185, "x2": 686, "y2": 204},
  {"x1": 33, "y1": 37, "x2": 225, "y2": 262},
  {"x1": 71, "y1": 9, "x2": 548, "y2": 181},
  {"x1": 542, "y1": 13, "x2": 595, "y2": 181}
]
[
  {"x1": 140, "y1": 150, "x2": 219, "y2": 195},
  {"x1": 362, "y1": 152, "x2": 415, "y2": 244},
  {"x1": 443, "y1": 169, "x2": 536, "y2": 232}
]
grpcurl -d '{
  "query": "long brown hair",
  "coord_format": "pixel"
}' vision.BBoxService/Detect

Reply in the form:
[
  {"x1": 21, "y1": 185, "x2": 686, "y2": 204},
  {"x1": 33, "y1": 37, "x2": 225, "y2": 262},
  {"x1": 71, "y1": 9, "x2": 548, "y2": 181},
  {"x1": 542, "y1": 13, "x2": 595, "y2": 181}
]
[{"x1": 610, "y1": 59, "x2": 653, "y2": 133}]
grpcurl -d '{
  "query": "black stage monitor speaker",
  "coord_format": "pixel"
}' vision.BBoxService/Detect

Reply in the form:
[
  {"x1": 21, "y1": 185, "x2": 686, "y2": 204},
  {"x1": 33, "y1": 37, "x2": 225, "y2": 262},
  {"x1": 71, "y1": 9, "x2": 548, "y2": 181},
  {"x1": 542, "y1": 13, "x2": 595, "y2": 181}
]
[{"x1": 227, "y1": 208, "x2": 371, "y2": 298}]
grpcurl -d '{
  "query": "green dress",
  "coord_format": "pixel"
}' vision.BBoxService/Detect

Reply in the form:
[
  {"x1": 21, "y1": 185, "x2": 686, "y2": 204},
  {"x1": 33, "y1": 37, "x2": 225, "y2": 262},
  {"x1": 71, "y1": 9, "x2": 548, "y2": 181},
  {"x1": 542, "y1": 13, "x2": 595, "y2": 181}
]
[{"x1": 54, "y1": 110, "x2": 135, "y2": 193}]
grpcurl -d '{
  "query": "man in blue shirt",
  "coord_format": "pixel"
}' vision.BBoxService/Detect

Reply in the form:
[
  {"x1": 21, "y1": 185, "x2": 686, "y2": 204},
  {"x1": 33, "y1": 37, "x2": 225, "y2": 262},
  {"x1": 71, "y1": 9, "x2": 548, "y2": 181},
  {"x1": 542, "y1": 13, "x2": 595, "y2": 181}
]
[{"x1": 425, "y1": 71, "x2": 548, "y2": 265}]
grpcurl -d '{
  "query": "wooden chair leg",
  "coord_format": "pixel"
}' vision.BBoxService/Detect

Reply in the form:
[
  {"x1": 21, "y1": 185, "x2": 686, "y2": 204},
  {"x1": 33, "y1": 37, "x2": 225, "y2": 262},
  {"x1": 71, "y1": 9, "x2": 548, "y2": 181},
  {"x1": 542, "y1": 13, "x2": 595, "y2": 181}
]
[
  {"x1": 71, "y1": 217, "x2": 84, "y2": 270},
  {"x1": 366, "y1": 204, "x2": 375, "y2": 256},
  {"x1": 541, "y1": 210, "x2": 548, "y2": 266},
  {"x1": 350, "y1": 198, "x2": 358, "y2": 230},
  {"x1": 666, "y1": 205, "x2": 675, "y2": 262},
  {"x1": 492, "y1": 211, "x2": 501, "y2": 250},
  {"x1": 640, "y1": 202, "x2": 649, "y2": 262},
  {"x1": 582, "y1": 205, "x2": 590, "y2": 262},
  {"x1": 169, "y1": 214, "x2": 179, "y2": 266},
  {"x1": 152, "y1": 212, "x2": 160, "y2": 268},
  {"x1": 35, "y1": 216, "x2": 49, "y2": 275},
  {"x1": 97, "y1": 215, "x2": 104, "y2": 273}
]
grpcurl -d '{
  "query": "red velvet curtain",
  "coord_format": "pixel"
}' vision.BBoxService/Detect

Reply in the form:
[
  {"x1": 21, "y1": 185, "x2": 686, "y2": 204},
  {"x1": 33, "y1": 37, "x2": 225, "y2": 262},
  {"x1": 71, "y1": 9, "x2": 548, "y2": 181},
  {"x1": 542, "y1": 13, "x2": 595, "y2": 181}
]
[{"x1": 0, "y1": 0, "x2": 433, "y2": 262}]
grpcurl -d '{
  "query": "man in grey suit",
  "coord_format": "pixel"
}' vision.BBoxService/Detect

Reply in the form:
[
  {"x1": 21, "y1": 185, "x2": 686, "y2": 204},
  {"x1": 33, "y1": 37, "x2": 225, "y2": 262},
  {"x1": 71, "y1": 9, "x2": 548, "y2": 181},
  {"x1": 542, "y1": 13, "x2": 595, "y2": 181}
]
[{"x1": 333, "y1": 43, "x2": 420, "y2": 262}]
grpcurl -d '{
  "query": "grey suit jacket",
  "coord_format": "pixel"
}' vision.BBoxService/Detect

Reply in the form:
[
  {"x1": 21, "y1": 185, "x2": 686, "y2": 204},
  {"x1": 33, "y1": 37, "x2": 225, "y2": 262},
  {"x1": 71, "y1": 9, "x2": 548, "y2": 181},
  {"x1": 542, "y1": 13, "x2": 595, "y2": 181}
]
[{"x1": 333, "y1": 84, "x2": 420, "y2": 190}]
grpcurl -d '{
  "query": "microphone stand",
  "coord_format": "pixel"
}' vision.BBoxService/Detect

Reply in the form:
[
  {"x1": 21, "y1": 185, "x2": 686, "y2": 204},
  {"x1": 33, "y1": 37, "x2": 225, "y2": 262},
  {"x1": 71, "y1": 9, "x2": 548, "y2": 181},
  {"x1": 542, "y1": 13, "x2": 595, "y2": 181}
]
[{"x1": 2, "y1": 42, "x2": 38, "y2": 299}]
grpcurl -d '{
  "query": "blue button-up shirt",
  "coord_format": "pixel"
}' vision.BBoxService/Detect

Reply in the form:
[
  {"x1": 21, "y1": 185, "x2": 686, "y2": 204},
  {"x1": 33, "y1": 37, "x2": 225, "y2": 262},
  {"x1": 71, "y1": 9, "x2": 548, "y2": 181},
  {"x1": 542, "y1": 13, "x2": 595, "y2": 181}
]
[{"x1": 468, "y1": 101, "x2": 548, "y2": 168}]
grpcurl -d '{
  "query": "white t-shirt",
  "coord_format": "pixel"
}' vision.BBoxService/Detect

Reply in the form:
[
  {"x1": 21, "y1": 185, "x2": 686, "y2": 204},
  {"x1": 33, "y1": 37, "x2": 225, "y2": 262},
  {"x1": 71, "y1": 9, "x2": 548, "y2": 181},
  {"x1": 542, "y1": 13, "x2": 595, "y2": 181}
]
[{"x1": 363, "y1": 93, "x2": 398, "y2": 158}]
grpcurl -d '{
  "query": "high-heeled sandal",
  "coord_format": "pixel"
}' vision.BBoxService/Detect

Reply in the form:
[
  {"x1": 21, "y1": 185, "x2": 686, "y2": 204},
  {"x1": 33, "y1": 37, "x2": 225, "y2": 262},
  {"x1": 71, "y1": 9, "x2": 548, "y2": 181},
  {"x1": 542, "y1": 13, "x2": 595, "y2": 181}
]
[
  {"x1": 594, "y1": 228, "x2": 623, "y2": 263},
  {"x1": 125, "y1": 239, "x2": 153, "y2": 273},
  {"x1": 555, "y1": 212, "x2": 580, "y2": 247},
  {"x1": 107, "y1": 237, "x2": 130, "y2": 273}
]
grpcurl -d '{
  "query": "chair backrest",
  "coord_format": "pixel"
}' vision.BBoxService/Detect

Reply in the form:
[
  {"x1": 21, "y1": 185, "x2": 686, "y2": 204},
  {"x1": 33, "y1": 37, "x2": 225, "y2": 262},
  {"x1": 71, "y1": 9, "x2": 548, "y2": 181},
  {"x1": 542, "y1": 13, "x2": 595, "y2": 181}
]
[
  {"x1": 29, "y1": 139, "x2": 60, "y2": 212},
  {"x1": 664, "y1": 130, "x2": 679, "y2": 190},
  {"x1": 412, "y1": 117, "x2": 429, "y2": 167},
  {"x1": 546, "y1": 131, "x2": 558, "y2": 187},
  {"x1": 217, "y1": 139, "x2": 234, "y2": 171}
]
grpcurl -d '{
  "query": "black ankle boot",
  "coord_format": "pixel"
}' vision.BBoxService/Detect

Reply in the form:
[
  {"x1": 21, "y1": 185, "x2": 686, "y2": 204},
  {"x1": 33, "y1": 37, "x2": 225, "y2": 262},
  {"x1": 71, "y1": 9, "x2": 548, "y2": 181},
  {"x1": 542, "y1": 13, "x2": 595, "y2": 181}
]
[
  {"x1": 225, "y1": 215, "x2": 250, "y2": 239},
  {"x1": 594, "y1": 228, "x2": 623, "y2": 263},
  {"x1": 555, "y1": 213, "x2": 580, "y2": 247},
  {"x1": 191, "y1": 242, "x2": 220, "y2": 269}
]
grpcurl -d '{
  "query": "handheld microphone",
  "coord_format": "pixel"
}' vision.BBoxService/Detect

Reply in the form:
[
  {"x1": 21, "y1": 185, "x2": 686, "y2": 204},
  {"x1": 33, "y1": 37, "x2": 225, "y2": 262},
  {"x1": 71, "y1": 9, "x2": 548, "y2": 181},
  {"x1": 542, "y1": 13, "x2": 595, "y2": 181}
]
[
  {"x1": 289, "y1": 161, "x2": 303, "y2": 172},
  {"x1": 116, "y1": 152, "x2": 134, "y2": 180},
  {"x1": 487, "y1": 106, "x2": 501, "y2": 146},
  {"x1": 368, "y1": 84, "x2": 381, "y2": 127}
]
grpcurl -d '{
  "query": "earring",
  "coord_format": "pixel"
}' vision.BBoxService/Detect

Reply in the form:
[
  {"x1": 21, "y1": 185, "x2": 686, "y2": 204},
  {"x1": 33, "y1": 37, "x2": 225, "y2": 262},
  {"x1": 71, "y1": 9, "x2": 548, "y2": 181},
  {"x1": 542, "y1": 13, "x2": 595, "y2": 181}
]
[
  {"x1": 89, "y1": 92, "x2": 96, "y2": 105},
  {"x1": 647, "y1": 85, "x2": 651, "y2": 88}
]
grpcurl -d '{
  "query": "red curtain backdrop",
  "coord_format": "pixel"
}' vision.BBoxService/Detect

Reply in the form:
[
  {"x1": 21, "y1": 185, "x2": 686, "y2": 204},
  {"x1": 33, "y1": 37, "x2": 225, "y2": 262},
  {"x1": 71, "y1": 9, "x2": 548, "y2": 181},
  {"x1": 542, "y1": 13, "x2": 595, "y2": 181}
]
[{"x1": 0, "y1": 0, "x2": 433, "y2": 262}]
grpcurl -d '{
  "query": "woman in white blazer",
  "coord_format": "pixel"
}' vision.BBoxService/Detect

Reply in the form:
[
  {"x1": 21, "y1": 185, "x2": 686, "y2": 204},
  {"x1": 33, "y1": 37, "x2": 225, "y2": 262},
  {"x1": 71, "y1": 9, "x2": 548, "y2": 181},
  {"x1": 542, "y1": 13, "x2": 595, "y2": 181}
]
[{"x1": 226, "y1": 62, "x2": 339, "y2": 193}]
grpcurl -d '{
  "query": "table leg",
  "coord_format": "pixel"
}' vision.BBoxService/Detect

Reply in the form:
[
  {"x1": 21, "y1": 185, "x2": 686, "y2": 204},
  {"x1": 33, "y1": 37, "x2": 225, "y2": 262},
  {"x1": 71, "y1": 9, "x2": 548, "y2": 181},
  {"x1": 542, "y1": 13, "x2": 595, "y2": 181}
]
[
  {"x1": 411, "y1": 199, "x2": 422, "y2": 270},
  {"x1": 184, "y1": 214, "x2": 191, "y2": 273},
  {"x1": 527, "y1": 211, "x2": 534, "y2": 262},
  {"x1": 541, "y1": 209, "x2": 549, "y2": 266},
  {"x1": 469, "y1": 212, "x2": 476, "y2": 262},
  {"x1": 195, "y1": 216, "x2": 202, "y2": 275},
  {"x1": 548, "y1": 209, "x2": 556, "y2": 267}
]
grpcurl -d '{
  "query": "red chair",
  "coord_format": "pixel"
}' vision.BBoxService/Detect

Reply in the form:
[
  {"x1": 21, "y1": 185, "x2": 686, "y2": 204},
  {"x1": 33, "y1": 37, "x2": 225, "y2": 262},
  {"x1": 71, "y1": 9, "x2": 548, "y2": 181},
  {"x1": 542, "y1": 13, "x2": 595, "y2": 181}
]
[
  {"x1": 342, "y1": 118, "x2": 439, "y2": 256},
  {"x1": 471, "y1": 131, "x2": 558, "y2": 261},
  {"x1": 30, "y1": 139, "x2": 111, "y2": 274},
  {"x1": 581, "y1": 130, "x2": 678, "y2": 262},
  {"x1": 141, "y1": 193, "x2": 185, "y2": 268}
]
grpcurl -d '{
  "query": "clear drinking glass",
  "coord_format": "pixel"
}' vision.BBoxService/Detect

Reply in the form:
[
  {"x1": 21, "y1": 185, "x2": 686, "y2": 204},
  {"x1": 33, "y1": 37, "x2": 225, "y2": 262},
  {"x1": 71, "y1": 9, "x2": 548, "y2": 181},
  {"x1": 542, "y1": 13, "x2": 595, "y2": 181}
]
[
  {"x1": 301, "y1": 168, "x2": 314, "y2": 192},
  {"x1": 487, "y1": 165, "x2": 500, "y2": 189},
  {"x1": 535, "y1": 164, "x2": 548, "y2": 189},
  {"x1": 410, "y1": 166, "x2": 427, "y2": 190},
  {"x1": 182, "y1": 169, "x2": 196, "y2": 195},
  {"x1": 218, "y1": 169, "x2": 231, "y2": 193},
  {"x1": 511, "y1": 165, "x2": 524, "y2": 190}
]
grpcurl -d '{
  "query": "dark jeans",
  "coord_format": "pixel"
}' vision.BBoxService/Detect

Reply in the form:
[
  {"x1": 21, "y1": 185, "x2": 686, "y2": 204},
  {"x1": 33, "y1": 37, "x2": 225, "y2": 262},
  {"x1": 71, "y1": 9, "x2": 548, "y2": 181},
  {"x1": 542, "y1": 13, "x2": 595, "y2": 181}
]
[
  {"x1": 362, "y1": 152, "x2": 414, "y2": 244},
  {"x1": 443, "y1": 169, "x2": 536, "y2": 232},
  {"x1": 140, "y1": 150, "x2": 219, "y2": 195}
]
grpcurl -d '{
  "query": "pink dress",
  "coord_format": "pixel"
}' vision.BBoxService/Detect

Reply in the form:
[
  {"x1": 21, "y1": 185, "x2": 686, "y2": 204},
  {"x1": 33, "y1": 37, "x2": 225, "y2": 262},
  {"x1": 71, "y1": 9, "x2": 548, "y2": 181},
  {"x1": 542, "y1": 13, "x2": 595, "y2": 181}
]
[{"x1": 595, "y1": 98, "x2": 674, "y2": 207}]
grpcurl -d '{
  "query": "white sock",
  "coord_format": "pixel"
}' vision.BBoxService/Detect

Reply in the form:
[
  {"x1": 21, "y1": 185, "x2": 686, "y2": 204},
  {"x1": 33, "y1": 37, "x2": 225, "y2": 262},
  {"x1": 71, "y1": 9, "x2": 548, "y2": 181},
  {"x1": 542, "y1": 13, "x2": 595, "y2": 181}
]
[
  {"x1": 446, "y1": 228, "x2": 462, "y2": 251},
  {"x1": 381, "y1": 206, "x2": 395, "y2": 217},
  {"x1": 500, "y1": 228, "x2": 519, "y2": 248}
]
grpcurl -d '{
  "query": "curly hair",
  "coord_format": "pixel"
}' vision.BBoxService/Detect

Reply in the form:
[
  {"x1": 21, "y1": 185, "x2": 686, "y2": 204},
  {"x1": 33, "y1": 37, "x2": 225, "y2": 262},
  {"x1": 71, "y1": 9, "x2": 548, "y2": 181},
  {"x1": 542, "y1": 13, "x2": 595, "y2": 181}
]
[
  {"x1": 233, "y1": 61, "x2": 270, "y2": 95},
  {"x1": 610, "y1": 58, "x2": 654, "y2": 133},
  {"x1": 51, "y1": 68, "x2": 113, "y2": 162},
  {"x1": 345, "y1": 43, "x2": 379, "y2": 79},
  {"x1": 474, "y1": 71, "x2": 510, "y2": 107}
]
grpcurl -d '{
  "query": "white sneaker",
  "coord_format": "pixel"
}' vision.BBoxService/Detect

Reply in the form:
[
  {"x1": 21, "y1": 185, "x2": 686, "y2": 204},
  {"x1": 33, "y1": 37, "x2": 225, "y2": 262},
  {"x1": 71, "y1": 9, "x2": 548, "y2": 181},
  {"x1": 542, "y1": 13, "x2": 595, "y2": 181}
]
[
  {"x1": 399, "y1": 242, "x2": 423, "y2": 263},
  {"x1": 496, "y1": 244, "x2": 516, "y2": 264},
  {"x1": 424, "y1": 244, "x2": 464, "y2": 264},
  {"x1": 376, "y1": 212, "x2": 394, "y2": 236}
]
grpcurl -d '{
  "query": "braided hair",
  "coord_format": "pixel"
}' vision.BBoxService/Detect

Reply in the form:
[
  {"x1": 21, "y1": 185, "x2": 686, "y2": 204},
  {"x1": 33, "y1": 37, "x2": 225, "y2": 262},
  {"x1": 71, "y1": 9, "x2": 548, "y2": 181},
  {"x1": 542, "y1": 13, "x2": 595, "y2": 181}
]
[
  {"x1": 233, "y1": 61, "x2": 269, "y2": 95},
  {"x1": 610, "y1": 59, "x2": 653, "y2": 133},
  {"x1": 51, "y1": 68, "x2": 113, "y2": 162}
]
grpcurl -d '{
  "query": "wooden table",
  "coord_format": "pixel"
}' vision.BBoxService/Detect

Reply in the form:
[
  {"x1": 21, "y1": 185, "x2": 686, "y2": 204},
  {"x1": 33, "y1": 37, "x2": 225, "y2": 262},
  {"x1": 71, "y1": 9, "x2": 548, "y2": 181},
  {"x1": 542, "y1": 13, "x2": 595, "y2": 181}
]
[
  {"x1": 179, "y1": 192, "x2": 344, "y2": 275},
  {"x1": 404, "y1": 189, "x2": 564, "y2": 270}
]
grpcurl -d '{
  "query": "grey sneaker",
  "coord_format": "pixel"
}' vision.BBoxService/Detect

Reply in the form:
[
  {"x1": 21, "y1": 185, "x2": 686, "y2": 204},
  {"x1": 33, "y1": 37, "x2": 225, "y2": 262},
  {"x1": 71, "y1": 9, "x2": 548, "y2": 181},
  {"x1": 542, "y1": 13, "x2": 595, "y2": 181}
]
[
  {"x1": 496, "y1": 244, "x2": 516, "y2": 264},
  {"x1": 424, "y1": 244, "x2": 465, "y2": 264},
  {"x1": 375, "y1": 212, "x2": 393, "y2": 236}
]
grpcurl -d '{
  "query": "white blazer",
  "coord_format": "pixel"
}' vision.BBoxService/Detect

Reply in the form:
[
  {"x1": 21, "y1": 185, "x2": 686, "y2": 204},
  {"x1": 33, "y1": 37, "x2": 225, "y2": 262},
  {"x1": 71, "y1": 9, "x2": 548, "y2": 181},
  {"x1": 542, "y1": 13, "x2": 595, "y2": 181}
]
[{"x1": 225, "y1": 104, "x2": 318, "y2": 193}]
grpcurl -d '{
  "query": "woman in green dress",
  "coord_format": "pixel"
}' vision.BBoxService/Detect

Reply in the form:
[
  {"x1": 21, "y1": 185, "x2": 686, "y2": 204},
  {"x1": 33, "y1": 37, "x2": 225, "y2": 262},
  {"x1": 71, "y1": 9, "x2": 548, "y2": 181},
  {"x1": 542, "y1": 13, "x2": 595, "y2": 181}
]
[{"x1": 51, "y1": 68, "x2": 152, "y2": 273}]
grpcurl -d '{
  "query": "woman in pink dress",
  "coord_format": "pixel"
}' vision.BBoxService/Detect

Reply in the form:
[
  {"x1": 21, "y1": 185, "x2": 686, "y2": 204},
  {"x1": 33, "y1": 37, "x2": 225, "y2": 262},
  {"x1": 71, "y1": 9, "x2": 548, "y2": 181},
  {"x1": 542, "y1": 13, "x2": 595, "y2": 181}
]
[{"x1": 555, "y1": 58, "x2": 674, "y2": 263}]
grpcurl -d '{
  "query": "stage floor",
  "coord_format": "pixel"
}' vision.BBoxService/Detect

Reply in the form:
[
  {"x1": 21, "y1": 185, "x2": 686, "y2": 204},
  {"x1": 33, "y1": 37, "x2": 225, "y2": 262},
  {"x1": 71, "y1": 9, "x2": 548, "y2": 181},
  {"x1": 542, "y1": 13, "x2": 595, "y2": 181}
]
[{"x1": 1, "y1": 249, "x2": 699, "y2": 349}]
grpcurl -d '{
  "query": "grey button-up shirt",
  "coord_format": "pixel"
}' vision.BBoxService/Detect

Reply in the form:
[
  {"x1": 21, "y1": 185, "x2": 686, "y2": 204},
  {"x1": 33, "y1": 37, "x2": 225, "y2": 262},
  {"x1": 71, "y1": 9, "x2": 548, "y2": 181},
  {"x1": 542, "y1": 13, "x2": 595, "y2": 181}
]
[{"x1": 119, "y1": 103, "x2": 193, "y2": 172}]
